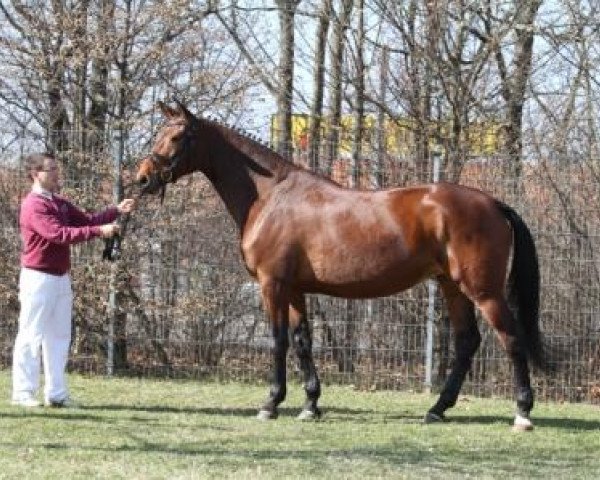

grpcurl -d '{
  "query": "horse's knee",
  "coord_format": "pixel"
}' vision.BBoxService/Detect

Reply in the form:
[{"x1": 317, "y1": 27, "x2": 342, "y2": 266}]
[{"x1": 293, "y1": 324, "x2": 312, "y2": 356}]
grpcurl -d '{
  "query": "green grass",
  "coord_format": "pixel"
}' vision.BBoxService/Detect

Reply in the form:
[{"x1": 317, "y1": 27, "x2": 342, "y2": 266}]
[{"x1": 0, "y1": 370, "x2": 599, "y2": 479}]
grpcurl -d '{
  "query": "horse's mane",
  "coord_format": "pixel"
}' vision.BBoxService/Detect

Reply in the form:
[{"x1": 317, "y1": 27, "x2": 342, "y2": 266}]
[
  {"x1": 200, "y1": 114, "x2": 276, "y2": 151},
  {"x1": 193, "y1": 111, "x2": 339, "y2": 186},
  {"x1": 198, "y1": 114, "x2": 302, "y2": 180}
]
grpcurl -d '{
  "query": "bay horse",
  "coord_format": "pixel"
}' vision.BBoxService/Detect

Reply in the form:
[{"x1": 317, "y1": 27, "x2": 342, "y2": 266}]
[{"x1": 135, "y1": 101, "x2": 547, "y2": 431}]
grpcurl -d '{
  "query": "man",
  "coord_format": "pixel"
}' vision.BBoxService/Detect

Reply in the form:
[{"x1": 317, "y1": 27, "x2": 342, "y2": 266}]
[{"x1": 12, "y1": 152, "x2": 136, "y2": 408}]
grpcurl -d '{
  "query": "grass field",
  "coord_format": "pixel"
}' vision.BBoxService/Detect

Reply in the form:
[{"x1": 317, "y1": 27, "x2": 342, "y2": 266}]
[{"x1": 0, "y1": 370, "x2": 599, "y2": 479}]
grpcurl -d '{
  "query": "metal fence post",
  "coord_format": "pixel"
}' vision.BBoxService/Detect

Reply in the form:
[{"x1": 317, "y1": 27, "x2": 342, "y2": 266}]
[
  {"x1": 107, "y1": 292, "x2": 115, "y2": 376},
  {"x1": 107, "y1": 128, "x2": 124, "y2": 376},
  {"x1": 425, "y1": 149, "x2": 442, "y2": 392}
]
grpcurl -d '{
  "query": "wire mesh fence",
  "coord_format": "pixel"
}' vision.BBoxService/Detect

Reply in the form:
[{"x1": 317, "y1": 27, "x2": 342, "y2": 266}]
[{"x1": 1, "y1": 133, "x2": 599, "y2": 404}]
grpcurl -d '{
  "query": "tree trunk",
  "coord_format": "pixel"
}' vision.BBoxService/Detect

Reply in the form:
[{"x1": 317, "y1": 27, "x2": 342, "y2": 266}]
[
  {"x1": 275, "y1": 0, "x2": 300, "y2": 160},
  {"x1": 492, "y1": 0, "x2": 542, "y2": 179},
  {"x1": 308, "y1": 0, "x2": 332, "y2": 172},
  {"x1": 88, "y1": 0, "x2": 115, "y2": 151},
  {"x1": 72, "y1": 0, "x2": 90, "y2": 150},
  {"x1": 375, "y1": 46, "x2": 388, "y2": 188},
  {"x1": 350, "y1": 0, "x2": 365, "y2": 188},
  {"x1": 326, "y1": 0, "x2": 354, "y2": 177}
]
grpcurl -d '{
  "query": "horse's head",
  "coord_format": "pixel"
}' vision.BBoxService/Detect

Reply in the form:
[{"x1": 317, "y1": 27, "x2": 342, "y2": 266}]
[{"x1": 136, "y1": 101, "x2": 204, "y2": 195}]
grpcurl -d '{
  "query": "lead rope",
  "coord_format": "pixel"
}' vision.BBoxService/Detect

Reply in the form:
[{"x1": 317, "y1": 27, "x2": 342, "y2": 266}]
[{"x1": 102, "y1": 183, "x2": 142, "y2": 262}]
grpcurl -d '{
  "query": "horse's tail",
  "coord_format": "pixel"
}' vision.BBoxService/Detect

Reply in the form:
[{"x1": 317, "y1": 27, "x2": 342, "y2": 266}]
[{"x1": 496, "y1": 201, "x2": 548, "y2": 372}]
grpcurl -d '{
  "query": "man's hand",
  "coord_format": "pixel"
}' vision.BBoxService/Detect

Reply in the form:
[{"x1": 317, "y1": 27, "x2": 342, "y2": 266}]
[
  {"x1": 99, "y1": 223, "x2": 121, "y2": 238},
  {"x1": 117, "y1": 198, "x2": 136, "y2": 214}
]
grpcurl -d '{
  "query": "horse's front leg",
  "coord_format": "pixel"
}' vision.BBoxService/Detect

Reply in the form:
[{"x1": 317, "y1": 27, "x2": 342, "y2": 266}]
[
  {"x1": 257, "y1": 277, "x2": 290, "y2": 420},
  {"x1": 290, "y1": 293, "x2": 321, "y2": 420}
]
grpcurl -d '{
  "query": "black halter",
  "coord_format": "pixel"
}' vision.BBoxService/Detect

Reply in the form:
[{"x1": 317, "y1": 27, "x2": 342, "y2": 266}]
[
  {"x1": 147, "y1": 151, "x2": 175, "y2": 184},
  {"x1": 141, "y1": 121, "x2": 196, "y2": 203}
]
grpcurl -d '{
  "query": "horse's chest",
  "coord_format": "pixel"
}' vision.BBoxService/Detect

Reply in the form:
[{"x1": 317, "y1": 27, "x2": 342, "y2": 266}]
[{"x1": 240, "y1": 213, "x2": 290, "y2": 275}]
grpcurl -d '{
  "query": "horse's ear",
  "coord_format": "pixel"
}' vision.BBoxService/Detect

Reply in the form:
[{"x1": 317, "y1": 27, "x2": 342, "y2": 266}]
[
  {"x1": 174, "y1": 99, "x2": 195, "y2": 123},
  {"x1": 157, "y1": 101, "x2": 178, "y2": 119}
]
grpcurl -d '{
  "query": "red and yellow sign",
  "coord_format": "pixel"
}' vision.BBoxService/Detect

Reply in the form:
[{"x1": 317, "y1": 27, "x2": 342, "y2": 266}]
[{"x1": 271, "y1": 114, "x2": 502, "y2": 156}]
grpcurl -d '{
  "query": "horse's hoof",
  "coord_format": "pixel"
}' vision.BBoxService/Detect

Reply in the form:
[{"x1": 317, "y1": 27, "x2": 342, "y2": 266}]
[
  {"x1": 297, "y1": 409, "x2": 321, "y2": 421},
  {"x1": 512, "y1": 414, "x2": 534, "y2": 432},
  {"x1": 257, "y1": 409, "x2": 278, "y2": 421},
  {"x1": 423, "y1": 411, "x2": 445, "y2": 424}
]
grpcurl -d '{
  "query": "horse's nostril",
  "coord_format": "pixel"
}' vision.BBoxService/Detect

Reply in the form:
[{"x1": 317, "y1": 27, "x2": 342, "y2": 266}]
[{"x1": 138, "y1": 175, "x2": 149, "y2": 188}]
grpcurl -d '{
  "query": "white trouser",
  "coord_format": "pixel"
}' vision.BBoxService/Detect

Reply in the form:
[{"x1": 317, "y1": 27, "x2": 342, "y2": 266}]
[{"x1": 12, "y1": 267, "x2": 73, "y2": 403}]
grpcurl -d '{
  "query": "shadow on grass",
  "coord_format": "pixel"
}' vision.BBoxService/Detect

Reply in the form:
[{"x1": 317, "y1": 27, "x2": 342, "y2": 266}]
[
  {"x1": 437, "y1": 414, "x2": 600, "y2": 431},
  {"x1": 81, "y1": 404, "x2": 260, "y2": 416},
  {"x1": 0, "y1": 434, "x2": 440, "y2": 469},
  {"x1": 77, "y1": 404, "x2": 600, "y2": 430},
  {"x1": 5, "y1": 399, "x2": 599, "y2": 431},
  {"x1": 81, "y1": 404, "x2": 423, "y2": 421},
  {"x1": 533, "y1": 416, "x2": 600, "y2": 431},
  {"x1": 0, "y1": 409, "x2": 113, "y2": 422}
]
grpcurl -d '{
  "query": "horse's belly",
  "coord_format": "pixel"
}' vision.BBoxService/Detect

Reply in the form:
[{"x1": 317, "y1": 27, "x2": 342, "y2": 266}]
[{"x1": 304, "y1": 252, "x2": 434, "y2": 298}]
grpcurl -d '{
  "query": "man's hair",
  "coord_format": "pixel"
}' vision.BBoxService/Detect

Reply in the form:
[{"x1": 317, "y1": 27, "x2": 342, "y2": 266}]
[{"x1": 24, "y1": 152, "x2": 55, "y2": 180}]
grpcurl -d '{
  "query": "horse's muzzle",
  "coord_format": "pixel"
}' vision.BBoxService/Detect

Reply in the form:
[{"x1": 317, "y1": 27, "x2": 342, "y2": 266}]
[{"x1": 138, "y1": 173, "x2": 160, "y2": 194}]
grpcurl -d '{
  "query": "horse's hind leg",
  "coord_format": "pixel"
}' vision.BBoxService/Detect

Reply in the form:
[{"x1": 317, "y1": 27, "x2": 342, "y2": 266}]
[
  {"x1": 426, "y1": 279, "x2": 480, "y2": 423},
  {"x1": 290, "y1": 293, "x2": 322, "y2": 420},
  {"x1": 476, "y1": 296, "x2": 534, "y2": 431}
]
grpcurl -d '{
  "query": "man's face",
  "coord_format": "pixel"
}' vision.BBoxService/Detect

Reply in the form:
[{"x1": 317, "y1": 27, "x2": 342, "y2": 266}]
[{"x1": 34, "y1": 157, "x2": 61, "y2": 193}]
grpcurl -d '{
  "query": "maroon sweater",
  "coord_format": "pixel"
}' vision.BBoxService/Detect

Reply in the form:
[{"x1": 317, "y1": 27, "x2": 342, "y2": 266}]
[{"x1": 20, "y1": 191, "x2": 119, "y2": 275}]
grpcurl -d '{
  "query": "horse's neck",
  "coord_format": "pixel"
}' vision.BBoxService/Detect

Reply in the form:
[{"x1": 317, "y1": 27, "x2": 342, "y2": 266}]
[{"x1": 205, "y1": 140, "x2": 283, "y2": 232}]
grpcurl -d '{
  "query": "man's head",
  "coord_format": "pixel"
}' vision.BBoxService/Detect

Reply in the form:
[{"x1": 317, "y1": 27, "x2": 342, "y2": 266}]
[{"x1": 25, "y1": 152, "x2": 61, "y2": 193}]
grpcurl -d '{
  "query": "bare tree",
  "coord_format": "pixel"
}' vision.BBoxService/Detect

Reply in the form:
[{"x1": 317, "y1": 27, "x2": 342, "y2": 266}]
[
  {"x1": 370, "y1": 0, "x2": 435, "y2": 182},
  {"x1": 429, "y1": 1, "x2": 495, "y2": 180},
  {"x1": 374, "y1": 45, "x2": 388, "y2": 188},
  {"x1": 482, "y1": 0, "x2": 543, "y2": 174},
  {"x1": 308, "y1": 0, "x2": 333, "y2": 171},
  {"x1": 274, "y1": 0, "x2": 302, "y2": 159},
  {"x1": 325, "y1": 0, "x2": 354, "y2": 173},
  {"x1": 350, "y1": 0, "x2": 365, "y2": 188},
  {"x1": 88, "y1": 0, "x2": 115, "y2": 150}
]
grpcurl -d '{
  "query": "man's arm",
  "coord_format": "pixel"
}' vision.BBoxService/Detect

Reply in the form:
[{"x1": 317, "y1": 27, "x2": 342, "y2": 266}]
[
  {"x1": 65, "y1": 198, "x2": 135, "y2": 227},
  {"x1": 29, "y1": 202, "x2": 103, "y2": 245}
]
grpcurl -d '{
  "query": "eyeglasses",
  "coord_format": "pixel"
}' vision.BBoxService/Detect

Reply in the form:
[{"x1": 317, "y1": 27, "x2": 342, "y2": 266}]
[{"x1": 40, "y1": 166, "x2": 59, "y2": 172}]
